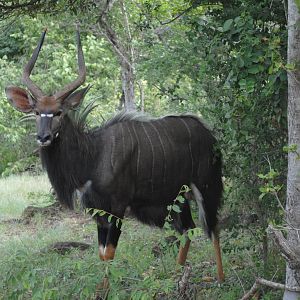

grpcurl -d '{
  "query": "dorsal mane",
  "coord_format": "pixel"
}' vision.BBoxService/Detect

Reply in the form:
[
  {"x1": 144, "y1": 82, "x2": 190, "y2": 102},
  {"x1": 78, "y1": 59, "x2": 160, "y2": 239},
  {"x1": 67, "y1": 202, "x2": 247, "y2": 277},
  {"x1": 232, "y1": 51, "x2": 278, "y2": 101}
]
[
  {"x1": 100, "y1": 111, "x2": 212, "y2": 135},
  {"x1": 157, "y1": 113, "x2": 212, "y2": 132},
  {"x1": 103, "y1": 110, "x2": 151, "y2": 128}
]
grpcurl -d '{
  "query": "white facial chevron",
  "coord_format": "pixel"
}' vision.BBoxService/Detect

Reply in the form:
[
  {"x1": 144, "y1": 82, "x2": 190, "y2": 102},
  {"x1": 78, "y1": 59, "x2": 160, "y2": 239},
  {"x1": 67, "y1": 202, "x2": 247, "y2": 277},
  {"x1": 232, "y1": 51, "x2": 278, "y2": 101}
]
[{"x1": 40, "y1": 113, "x2": 54, "y2": 118}]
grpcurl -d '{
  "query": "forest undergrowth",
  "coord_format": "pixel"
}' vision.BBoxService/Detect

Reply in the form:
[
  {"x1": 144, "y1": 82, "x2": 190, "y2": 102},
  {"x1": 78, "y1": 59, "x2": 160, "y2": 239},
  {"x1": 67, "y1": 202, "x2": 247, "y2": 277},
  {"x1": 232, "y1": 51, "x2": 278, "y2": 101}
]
[{"x1": 0, "y1": 173, "x2": 286, "y2": 300}]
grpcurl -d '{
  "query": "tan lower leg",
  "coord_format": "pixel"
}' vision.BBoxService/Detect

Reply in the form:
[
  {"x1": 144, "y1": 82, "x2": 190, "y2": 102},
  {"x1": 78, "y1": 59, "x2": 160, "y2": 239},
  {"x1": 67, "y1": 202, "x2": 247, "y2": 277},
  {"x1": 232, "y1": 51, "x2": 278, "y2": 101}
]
[
  {"x1": 104, "y1": 244, "x2": 116, "y2": 261},
  {"x1": 177, "y1": 239, "x2": 191, "y2": 265},
  {"x1": 213, "y1": 232, "x2": 225, "y2": 283}
]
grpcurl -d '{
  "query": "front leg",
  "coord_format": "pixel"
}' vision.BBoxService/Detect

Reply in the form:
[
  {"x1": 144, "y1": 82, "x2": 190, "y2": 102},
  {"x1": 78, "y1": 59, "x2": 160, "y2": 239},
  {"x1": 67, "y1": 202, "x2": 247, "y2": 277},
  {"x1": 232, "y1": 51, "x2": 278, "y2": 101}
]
[
  {"x1": 97, "y1": 220, "x2": 122, "y2": 261},
  {"x1": 97, "y1": 224, "x2": 108, "y2": 260},
  {"x1": 104, "y1": 220, "x2": 122, "y2": 260}
]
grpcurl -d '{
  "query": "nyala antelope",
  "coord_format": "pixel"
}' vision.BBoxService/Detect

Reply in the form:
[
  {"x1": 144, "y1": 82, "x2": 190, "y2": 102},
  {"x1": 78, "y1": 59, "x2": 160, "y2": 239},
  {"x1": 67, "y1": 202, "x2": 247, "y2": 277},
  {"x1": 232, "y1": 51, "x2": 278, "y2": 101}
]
[{"x1": 5, "y1": 29, "x2": 224, "y2": 282}]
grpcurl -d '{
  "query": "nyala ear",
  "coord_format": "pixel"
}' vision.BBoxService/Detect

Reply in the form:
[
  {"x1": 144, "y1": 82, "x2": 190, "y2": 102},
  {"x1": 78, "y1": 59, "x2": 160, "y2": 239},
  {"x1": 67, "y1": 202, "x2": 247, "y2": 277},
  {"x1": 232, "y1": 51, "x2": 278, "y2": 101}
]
[
  {"x1": 63, "y1": 85, "x2": 91, "y2": 109},
  {"x1": 5, "y1": 86, "x2": 35, "y2": 113}
]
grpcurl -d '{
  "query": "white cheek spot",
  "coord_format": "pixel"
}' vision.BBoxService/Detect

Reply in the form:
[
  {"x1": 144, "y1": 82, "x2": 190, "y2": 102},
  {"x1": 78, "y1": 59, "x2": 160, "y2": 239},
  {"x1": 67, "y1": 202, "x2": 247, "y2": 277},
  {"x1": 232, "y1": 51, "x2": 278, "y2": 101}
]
[{"x1": 55, "y1": 132, "x2": 59, "y2": 138}]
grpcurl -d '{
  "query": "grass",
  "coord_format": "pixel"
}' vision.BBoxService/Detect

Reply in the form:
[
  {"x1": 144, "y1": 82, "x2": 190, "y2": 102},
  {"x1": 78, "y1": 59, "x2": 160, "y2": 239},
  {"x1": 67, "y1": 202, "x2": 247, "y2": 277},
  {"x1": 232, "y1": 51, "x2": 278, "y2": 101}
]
[
  {"x1": 0, "y1": 173, "x2": 286, "y2": 300},
  {"x1": 0, "y1": 173, "x2": 51, "y2": 220},
  {"x1": 0, "y1": 218, "x2": 219, "y2": 300}
]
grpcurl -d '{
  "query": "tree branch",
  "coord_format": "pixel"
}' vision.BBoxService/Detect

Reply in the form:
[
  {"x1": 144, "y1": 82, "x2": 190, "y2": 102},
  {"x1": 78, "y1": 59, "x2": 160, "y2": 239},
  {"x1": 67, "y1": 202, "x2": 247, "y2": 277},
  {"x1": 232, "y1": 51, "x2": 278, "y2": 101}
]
[
  {"x1": 268, "y1": 225, "x2": 300, "y2": 270},
  {"x1": 160, "y1": 5, "x2": 195, "y2": 26},
  {"x1": 94, "y1": 0, "x2": 136, "y2": 111},
  {"x1": 159, "y1": 0, "x2": 202, "y2": 26},
  {"x1": 240, "y1": 281, "x2": 259, "y2": 300},
  {"x1": 94, "y1": 20, "x2": 132, "y2": 67},
  {"x1": 94, "y1": 0, "x2": 132, "y2": 68},
  {"x1": 94, "y1": 0, "x2": 118, "y2": 20},
  {"x1": 0, "y1": 0, "x2": 60, "y2": 20},
  {"x1": 177, "y1": 264, "x2": 192, "y2": 295},
  {"x1": 0, "y1": 0, "x2": 40, "y2": 10},
  {"x1": 240, "y1": 277, "x2": 300, "y2": 300}
]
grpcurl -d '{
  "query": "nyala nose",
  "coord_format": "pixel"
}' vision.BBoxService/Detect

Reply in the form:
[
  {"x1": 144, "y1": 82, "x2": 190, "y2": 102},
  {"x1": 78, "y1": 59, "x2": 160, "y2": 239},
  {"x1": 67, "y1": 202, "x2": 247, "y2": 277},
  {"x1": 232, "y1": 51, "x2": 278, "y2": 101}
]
[{"x1": 37, "y1": 133, "x2": 51, "y2": 143}]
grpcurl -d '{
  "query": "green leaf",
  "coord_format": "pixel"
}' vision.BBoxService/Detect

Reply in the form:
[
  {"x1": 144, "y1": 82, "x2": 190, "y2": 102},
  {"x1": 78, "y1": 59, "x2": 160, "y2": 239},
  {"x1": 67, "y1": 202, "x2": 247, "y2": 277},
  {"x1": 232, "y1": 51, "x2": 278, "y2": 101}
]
[
  {"x1": 179, "y1": 185, "x2": 190, "y2": 194},
  {"x1": 248, "y1": 65, "x2": 261, "y2": 74},
  {"x1": 285, "y1": 63, "x2": 296, "y2": 71},
  {"x1": 259, "y1": 186, "x2": 267, "y2": 193},
  {"x1": 172, "y1": 205, "x2": 181, "y2": 213},
  {"x1": 257, "y1": 173, "x2": 266, "y2": 179},
  {"x1": 259, "y1": 193, "x2": 266, "y2": 200},
  {"x1": 187, "y1": 230, "x2": 194, "y2": 240},
  {"x1": 179, "y1": 235, "x2": 187, "y2": 246},
  {"x1": 295, "y1": 0, "x2": 300, "y2": 13},
  {"x1": 176, "y1": 195, "x2": 185, "y2": 204},
  {"x1": 283, "y1": 144, "x2": 298, "y2": 153},
  {"x1": 165, "y1": 214, "x2": 172, "y2": 222},
  {"x1": 99, "y1": 210, "x2": 106, "y2": 216},
  {"x1": 85, "y1": 208, "x2": 92, "y2": 214},
  {"x1": 239, "y1": 79, "x2": 246, "y2": 87},
  {"x1": 92, "y1": 209, "x2": 99, "y2": 217},
  {"x1": 164, "y1": 222, "x2": 171, "y2": 230},
  {"x1": 223, "y1": 19, "x2": 233, "y2": 32},
  {"x1": 237, "y1": 57, "x2": 244, "y2": 68},
  {"x1": 187, "y1": 227, "x2": 202, "y2": 240}
]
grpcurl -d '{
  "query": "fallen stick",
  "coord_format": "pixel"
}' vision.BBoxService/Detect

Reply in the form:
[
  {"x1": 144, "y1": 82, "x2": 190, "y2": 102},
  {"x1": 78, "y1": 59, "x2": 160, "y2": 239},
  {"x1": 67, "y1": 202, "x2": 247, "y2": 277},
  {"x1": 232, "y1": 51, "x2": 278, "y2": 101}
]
[
  {"x1": 178, "y1": 264, "x2": 192, "y2": 295},
  {"x1": 240, "y1": 277, "x2": 300, "y2": 300}
]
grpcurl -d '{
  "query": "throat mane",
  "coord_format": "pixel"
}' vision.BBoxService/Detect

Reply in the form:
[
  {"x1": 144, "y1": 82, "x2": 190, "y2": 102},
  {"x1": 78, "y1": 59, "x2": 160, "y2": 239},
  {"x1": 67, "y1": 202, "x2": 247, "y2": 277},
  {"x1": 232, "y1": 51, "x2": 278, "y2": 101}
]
[{"x1": 40, "y1": 116, "x2": 94, "y2": 208}]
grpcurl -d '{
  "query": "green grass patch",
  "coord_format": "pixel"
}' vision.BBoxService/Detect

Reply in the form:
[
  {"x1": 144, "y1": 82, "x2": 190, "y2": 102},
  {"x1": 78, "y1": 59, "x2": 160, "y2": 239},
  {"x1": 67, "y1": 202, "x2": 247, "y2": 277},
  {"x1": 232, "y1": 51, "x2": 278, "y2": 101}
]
[
  {"x1": 0, "y1": 173, "x2": 51, "y2": 220},
  {"x1": 0, "y1": 218, "x2": 286, "y2": 300},
  {"x1": 0, "y1": 174, "x2": 286, "y2": 299}
]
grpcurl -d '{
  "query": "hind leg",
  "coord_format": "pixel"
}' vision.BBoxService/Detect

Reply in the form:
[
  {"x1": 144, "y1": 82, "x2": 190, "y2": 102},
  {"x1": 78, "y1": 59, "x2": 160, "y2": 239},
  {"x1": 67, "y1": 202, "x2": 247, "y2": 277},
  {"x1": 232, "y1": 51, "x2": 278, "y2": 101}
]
[
  {"x1": 191, "y1": 184, "x2": 225, "y2": 282},
  {"x1": 201, "y1": 186, "x2": 225, "y2": 282},
  {"x1": 174, "y1": 200, "x2": 195, "y2": 265},
  {"x1": 212, "y1": 227, "x2": 225, "y2": 282}
]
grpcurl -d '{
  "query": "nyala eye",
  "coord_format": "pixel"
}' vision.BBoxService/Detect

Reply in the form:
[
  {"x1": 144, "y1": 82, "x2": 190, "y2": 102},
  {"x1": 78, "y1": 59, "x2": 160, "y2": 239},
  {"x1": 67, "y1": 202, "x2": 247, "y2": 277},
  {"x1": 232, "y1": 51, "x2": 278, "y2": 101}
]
[
  {"x1": 35, "y1": 111, "x2": 40, "y2": 116},
  {"x1": 56, "y1": 111, "x2": 63, "y2": 117}
]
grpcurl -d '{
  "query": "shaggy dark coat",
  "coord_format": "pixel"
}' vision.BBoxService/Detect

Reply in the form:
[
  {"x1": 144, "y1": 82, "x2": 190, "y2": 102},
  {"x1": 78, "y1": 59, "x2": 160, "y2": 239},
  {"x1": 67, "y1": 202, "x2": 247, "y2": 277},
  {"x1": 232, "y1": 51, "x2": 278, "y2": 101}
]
[{"x1": 40, "y1": 112, "x2": 222, "y2": 237}]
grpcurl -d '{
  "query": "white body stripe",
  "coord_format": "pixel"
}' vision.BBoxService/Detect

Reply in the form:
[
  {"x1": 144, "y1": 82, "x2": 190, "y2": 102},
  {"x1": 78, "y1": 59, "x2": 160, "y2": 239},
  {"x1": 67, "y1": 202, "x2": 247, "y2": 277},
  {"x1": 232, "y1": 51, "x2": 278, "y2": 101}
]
[
  {"x1": 179, "y1": 118, "x2": 194, "y2": 178},
  {"x1": 149, "y1": 121, "x2": 167, "y2": 185},
  {"x1": 141, "y1": 122, "x2": 155, "y2": 193}
]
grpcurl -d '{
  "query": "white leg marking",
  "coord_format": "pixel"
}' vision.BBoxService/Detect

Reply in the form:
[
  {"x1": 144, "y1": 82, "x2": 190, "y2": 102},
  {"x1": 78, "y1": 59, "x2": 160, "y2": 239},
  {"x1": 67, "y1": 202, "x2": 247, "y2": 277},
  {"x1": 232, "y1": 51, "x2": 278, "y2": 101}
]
[{"x1": 190, "y1": 183, "x2": 208, "y2": 233}]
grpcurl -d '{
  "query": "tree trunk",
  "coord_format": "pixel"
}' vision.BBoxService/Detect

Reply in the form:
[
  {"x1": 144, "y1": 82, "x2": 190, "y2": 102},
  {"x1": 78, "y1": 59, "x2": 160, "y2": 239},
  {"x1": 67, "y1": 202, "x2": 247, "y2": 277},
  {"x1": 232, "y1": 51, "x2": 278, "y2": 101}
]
[
  {"x1": 137, "y1": 80, "x2": 145, "y2": 112},
  {"x1": 95, "y1": 0, "x2": 136, "y2": 111},
  {"x1": 120, "y1": 0, "x2": 136, "y2": 111},
  {"x1": 120, "y1": 58, "x2": 135, "y2": 111},
  {"x1": 283, "y1": 1, "x2": 300, "y2": 299}
]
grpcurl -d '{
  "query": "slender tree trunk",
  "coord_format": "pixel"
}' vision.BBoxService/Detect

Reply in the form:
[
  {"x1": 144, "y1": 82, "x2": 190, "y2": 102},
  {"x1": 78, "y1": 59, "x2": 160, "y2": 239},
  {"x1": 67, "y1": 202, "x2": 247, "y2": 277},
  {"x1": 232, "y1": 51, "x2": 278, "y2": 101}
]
[
  {"x1": 120, "y1": 0, "x2": 136, "y2": 111},
  {"x1": 120, "y1": 59, "x2": 135, "y2": 111},
  {"x1": 95, "y1": 0, "x2": 136, "y2": 111},
  {"x1": 137, "y1": 80, "x2": 145, "y2": 112},
  {"x1": 283, "y1": 1, "x2": 300, "y2": 299}
]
